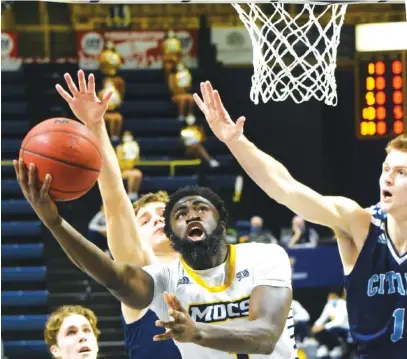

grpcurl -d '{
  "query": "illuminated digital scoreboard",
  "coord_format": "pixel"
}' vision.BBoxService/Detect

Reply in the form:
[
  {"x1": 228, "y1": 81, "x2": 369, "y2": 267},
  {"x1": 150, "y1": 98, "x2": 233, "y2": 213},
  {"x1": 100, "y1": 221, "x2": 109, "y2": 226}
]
[{"x1": 356, "y1": 52, "x2": 407, "y2": 139}]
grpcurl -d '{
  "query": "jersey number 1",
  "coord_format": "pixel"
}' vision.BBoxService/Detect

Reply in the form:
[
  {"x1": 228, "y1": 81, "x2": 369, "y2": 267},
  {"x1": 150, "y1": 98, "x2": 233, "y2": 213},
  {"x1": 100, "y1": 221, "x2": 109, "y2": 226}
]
[{"x1": 391, "y1": 308, "x2": 405, "y2": 342}]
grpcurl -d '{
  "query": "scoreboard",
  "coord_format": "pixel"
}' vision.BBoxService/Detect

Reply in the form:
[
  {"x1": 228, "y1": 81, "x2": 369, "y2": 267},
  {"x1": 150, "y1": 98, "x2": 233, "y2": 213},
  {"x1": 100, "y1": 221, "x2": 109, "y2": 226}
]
[{"x1": 356, "y1": 52, "x2": 406, "y2": 139}]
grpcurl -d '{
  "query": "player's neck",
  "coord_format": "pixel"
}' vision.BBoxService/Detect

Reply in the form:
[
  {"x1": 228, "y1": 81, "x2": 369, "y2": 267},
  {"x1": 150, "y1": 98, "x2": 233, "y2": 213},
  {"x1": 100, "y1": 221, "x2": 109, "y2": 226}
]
[
  {"x1": 183, "y1": 242, "x2": 229, "y2": 270},
  {"x1": 387, "y1": 214, "x2": 407, "y2": 256}
]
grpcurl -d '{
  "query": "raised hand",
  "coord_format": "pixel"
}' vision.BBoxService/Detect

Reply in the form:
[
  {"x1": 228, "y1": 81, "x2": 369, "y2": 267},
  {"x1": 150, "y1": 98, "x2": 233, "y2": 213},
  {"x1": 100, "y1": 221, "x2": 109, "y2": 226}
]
[
  {"x1": 193, "y1": 81, "x2": 245, "y2": 145},
  {"x1": 13, "y1": 159, "x2": 60, "y2": 229},
  {"x1": 153, "y1": 292, "x2": 199, "y2": 343},
  {"x1": 56, "y1": 70, "x2": 112, "y2": 129}
]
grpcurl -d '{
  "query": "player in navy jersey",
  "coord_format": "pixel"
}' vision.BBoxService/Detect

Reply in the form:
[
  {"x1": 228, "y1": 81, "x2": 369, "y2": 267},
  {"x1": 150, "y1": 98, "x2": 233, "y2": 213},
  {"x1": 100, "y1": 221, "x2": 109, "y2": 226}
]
[
  {"x1": 193, "y1": 81, "x2": 407, "y2": 358},
  {"x1": 56, "y1": 71, "x2": 182, "y2": 359}
]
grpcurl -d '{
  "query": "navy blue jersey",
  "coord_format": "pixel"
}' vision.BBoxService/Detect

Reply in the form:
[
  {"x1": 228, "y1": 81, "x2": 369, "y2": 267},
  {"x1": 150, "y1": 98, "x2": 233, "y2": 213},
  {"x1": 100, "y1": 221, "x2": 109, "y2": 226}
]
[
  {"x1": 123, "y1": 309, "x2": 182, "y2": 359},
  {"x1": 344, "y1": 204, "x2": 407, "y2": 359}
]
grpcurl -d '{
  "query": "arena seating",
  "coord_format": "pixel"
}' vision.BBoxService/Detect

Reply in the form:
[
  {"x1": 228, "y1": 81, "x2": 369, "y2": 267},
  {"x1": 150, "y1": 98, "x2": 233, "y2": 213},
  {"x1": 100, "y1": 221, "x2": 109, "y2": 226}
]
[{"x1": 1, "y1": 70, "x2": 49, "y2": 358}]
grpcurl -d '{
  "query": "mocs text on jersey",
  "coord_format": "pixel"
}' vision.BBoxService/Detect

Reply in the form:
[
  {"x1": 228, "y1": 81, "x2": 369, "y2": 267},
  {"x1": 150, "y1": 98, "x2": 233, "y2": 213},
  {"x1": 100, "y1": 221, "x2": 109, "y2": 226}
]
[{"x1": 188, "y1": 296, "x2": 250, "y2": 323}]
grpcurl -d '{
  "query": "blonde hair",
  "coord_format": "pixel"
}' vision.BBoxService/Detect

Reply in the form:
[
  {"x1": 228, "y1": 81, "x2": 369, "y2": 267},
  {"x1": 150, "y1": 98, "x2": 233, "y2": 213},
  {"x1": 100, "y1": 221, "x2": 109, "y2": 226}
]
[
  {"x1": 44, "y1": 305, "x2": 100, "y2": 350},
  {"x1": 386, "y1": 134, "x2": 407, "y2": 154},
  {"x1": 133, "y1": 191, "x2": 169, "y2": 216}
]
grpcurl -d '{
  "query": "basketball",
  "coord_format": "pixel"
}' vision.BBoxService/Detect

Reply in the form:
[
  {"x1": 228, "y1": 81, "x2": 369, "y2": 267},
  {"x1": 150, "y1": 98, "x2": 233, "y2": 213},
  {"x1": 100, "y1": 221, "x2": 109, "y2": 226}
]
[{"x1": 20, "y1": 118, "x2": 102, "y2": 201}]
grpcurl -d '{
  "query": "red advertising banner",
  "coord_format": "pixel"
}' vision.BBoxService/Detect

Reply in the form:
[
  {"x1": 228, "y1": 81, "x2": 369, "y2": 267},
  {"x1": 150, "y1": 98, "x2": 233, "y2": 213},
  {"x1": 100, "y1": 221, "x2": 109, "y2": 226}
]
[
  {"x1": 1, "y1": 31, "x2": 22, "y2": 71},
  {"x1": 76, "y1": 30, "x2": 198, "y2": 70}
]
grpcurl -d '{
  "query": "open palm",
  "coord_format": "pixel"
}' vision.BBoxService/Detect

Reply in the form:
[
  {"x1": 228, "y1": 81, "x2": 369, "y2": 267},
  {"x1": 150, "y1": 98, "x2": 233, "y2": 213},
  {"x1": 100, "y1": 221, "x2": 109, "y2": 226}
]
[
  {"x1": 56, "y1": 70, "x2": 112, "y2": 128},
  {"x1": 193, "y1": 81, "x2": 245, "y2": 144}
]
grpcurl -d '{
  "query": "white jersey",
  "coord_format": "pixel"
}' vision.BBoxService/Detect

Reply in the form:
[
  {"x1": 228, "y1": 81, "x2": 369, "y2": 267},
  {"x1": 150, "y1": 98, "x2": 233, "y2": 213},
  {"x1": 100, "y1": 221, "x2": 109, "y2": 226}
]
[{"x1": 143, "y1": 243, "x2": 298, "y2": 359}]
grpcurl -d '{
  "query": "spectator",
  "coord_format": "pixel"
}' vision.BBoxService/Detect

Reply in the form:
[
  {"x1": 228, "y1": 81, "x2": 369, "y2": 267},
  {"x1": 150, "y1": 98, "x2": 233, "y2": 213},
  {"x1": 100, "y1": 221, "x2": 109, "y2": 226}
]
[
  {"x1": 116, "y1": 131, "x2": 143, "y2": 201},
  {"x1": 88, "y1": 205, "x2": 107, "y2": 251},
  {"x1": 180, "y1": 115, "x2": 219, "y2": 168},
  {"x1": 292, "y1": 299, "x2": 311, "y2": 344},
  {"x1": 161, "y1": 29, "x2": 183, "y2": 77},
  {"x1": 168, "y1": 62, "x2": 195, "y2": 123},
  {"x1": 312, "y1": 289, "x2": 349, "y2": 359},
  {"x1": 98, "y1": 41, "x2": 125, "y2": 142},
  {"x1": 240, "y1": 216, "x2": 278, "y2": 244},
  {"x1": 281, "y1": 215, "x2": 319, "y2": 248}
]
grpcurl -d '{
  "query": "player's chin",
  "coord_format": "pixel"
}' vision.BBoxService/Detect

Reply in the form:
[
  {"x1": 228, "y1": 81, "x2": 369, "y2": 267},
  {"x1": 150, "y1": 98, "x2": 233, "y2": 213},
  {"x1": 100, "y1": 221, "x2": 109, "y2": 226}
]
[{"x1": 380, "y1": 198, "x2": 391, "y2": 209}]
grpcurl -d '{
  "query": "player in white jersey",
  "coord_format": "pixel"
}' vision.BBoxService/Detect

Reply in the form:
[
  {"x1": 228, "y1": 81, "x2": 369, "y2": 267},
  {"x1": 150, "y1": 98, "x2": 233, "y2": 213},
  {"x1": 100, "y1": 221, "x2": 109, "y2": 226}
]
[{"x1": 14, "y1": 158, "x2": 297, "y2": 358}]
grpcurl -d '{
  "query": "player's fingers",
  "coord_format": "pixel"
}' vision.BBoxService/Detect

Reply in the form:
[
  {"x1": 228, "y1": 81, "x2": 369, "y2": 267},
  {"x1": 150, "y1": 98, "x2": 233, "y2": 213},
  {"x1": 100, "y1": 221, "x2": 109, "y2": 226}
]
[
  {"x1": 155, "y1": 320, "x2": 175, "y2": 329},
  {"x1": 170, "y1": 295, "x2": 186, "y2": 313},
  {"x1": 205, "y1": 81, "x2": 216, "y2": 108},
  {"x1": 55, "y1": 84, "x2": 74, "y2": 103},
  {"x1": 235, "y1": 116, "x2": 246, "y2": 133},
  {"x1": 193, "y1": 93, "x2": 208, "y2": 117},
  {"x1": 27, "y1": 163, "x2": 38, "y2": 200},
  {"x1": 153, "y1": 330, "x2": 173, "y2": 341},
  {"x1": 88, "y1": 73, "x2": 96, "y2": 94},
  {"x1": 18, "y1": 158, "x2": 28, "y2": 184},
  {"x1": 101, "y1": 90, "x2": 113, "y2": 108},
  {"x1": 64, "y1": 73, "x2": 80, "y2": 96},
  {"x1": 13, "y1": 160, "x2": 19, "y2": 179},
  {"x1": 78, "y1": 70, "x2": 87, "y2": 93},
  {"x1": 213, "y1": 90, "x2": 229, "y2": 119},
  {"x1": 168, "y1": 309, "x2": 185, "y2": 323},
  {"x1": 40, "y1": 174, "x2": 52, "y2": 201},
  {"x1": 200, "y1": 82, "x2": 213, "y2": 108}
]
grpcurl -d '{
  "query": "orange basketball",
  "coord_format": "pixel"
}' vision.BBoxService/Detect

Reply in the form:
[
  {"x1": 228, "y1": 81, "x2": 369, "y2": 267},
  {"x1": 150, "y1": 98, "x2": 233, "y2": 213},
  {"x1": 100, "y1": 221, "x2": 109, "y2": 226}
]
[{"x1": 20, "y1": 118, "x2": 102, "y2": 201}]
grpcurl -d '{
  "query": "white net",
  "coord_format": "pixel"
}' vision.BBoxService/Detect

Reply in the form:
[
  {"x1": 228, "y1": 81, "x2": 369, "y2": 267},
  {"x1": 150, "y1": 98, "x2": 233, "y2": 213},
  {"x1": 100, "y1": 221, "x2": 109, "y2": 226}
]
[{"x1": 232, "y1": 2, "x2": 348, "y2": 106}]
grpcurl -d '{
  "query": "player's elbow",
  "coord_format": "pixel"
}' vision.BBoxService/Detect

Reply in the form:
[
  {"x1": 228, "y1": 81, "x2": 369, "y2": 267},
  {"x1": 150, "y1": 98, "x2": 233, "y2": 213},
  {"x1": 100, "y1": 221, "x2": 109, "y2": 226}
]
[
  {"x1": 257, "y1": 340, "x2": 275, "y2": 355},
  {"x1": 255, "y1": 326, "x2": 277, "y2": 355}
]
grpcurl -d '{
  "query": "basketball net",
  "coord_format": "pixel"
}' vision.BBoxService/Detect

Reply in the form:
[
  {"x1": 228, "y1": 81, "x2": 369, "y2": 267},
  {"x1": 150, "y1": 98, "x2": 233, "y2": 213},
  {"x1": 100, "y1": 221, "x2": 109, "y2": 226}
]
[{"x1": 232, "y1": 2, "x2": 348, "y2": 106}]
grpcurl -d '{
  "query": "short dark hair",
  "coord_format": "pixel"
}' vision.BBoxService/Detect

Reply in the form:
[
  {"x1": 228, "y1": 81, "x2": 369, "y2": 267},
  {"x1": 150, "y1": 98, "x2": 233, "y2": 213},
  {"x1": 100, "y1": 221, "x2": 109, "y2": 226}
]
[{"x1": 164, "y1": 186, "x2": 228, "y2": 237}]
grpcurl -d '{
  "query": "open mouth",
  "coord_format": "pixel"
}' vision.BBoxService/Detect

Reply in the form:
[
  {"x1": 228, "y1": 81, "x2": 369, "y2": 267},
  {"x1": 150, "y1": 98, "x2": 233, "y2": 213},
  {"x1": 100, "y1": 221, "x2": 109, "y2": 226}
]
[
  {"x1": 79, "y1": 346, "x2": 91, "y2": 354},
  {"x1": 187, "y1": 222, "x2": 205, "y2": 242},
  {"x1": 382, "y1": 190, "x2": 393, "y2": 200}
]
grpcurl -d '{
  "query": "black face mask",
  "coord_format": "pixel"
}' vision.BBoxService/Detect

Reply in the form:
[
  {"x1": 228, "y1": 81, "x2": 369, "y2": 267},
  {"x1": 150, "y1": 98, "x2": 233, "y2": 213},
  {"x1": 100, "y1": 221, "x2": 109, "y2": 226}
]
[{"x1": 169, "y1": 221, "x2": 224, "y2": 269}]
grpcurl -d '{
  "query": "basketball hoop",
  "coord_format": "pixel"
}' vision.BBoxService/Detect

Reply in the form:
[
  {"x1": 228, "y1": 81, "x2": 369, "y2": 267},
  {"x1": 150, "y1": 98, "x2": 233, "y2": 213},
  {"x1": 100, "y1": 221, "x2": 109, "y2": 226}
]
[{"x1": 231, "y1": 0, "x2": 406, "y2": 106}]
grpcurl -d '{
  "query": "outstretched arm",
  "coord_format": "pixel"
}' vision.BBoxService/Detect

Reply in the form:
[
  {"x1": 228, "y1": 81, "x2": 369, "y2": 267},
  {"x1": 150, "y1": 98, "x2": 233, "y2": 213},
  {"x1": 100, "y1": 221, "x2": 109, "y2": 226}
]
[
  {"x1": 13, "y1": 159, "x2": 154, "y2": 310},
  {"x1": 56, "y1": 71, "x2": 156, "y2": 267},
  {"x1": 194, "y1": 82, "x2": 371, "y2": 263}
]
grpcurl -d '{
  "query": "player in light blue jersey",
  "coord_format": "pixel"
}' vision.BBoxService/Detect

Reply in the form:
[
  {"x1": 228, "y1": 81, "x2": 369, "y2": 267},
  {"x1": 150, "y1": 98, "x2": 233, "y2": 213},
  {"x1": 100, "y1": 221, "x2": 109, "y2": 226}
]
[{"x1": 193, "y1": 81, "x2": 407, "y2": 358}]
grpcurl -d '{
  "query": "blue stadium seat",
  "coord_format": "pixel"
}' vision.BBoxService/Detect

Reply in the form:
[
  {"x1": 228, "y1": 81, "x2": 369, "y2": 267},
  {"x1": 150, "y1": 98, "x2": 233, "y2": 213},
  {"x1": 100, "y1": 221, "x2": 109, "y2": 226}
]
[
  {"x1": 2, "y1": 315, "x2": 48, "y2": 331},
  {"x1": 2, "y1": 267, "x2": 46, "y2": 282},
  {"x1": 1, "y1": 139, "x2": 21, "y2": 155},
  {"x1": 2, "y1": 290, "x2": 48, "y2": 306},
  {"x1": 1, "y1": 244, "x2": 44, "y2": 260},
  {"x1": 1, "y1": 84, "x2": 25, "y2": 99},
  {"x1": 121, "y1": 100, "x2": 176, "y2": 116},
  {"x1": 2, "y1": 120, "x2": 30, "y2": 135},
  {"x1": 125, "y1": 83, "x2": 170, "y2": 98},
  {"x1": 125, "y1": 119, "x2": 184, "y2": 134},
  {"x1": 136, "y1": 136, "x2": 224, "y2": 152},
  {"x1": 2, "y1": 102, "x2": 27, "y2": 115},
  {"x1": 2, "y1": 199, "x2": 34, "y2": 214},
  {"x1": 125, "y1": 83, "x2": 200, "y2": 99},
  {"x1": 1, "y1": 180, "x2": 21, "y2": 195},
  {"x1": 3, "y1": 340, "x2": 47, "y2": 357},
  {"x1": 141, "y1": 175, "x2": 199, "y2": 191},
  {"x1": 1, "y1": 221, "x2": 42, "y2": 237},
  {"x1": 1, "y1": 71, "x2": 24, "y2": 83},
  {"x1": 1, "y1": 165, "x2": 15, "y2": 176}
]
